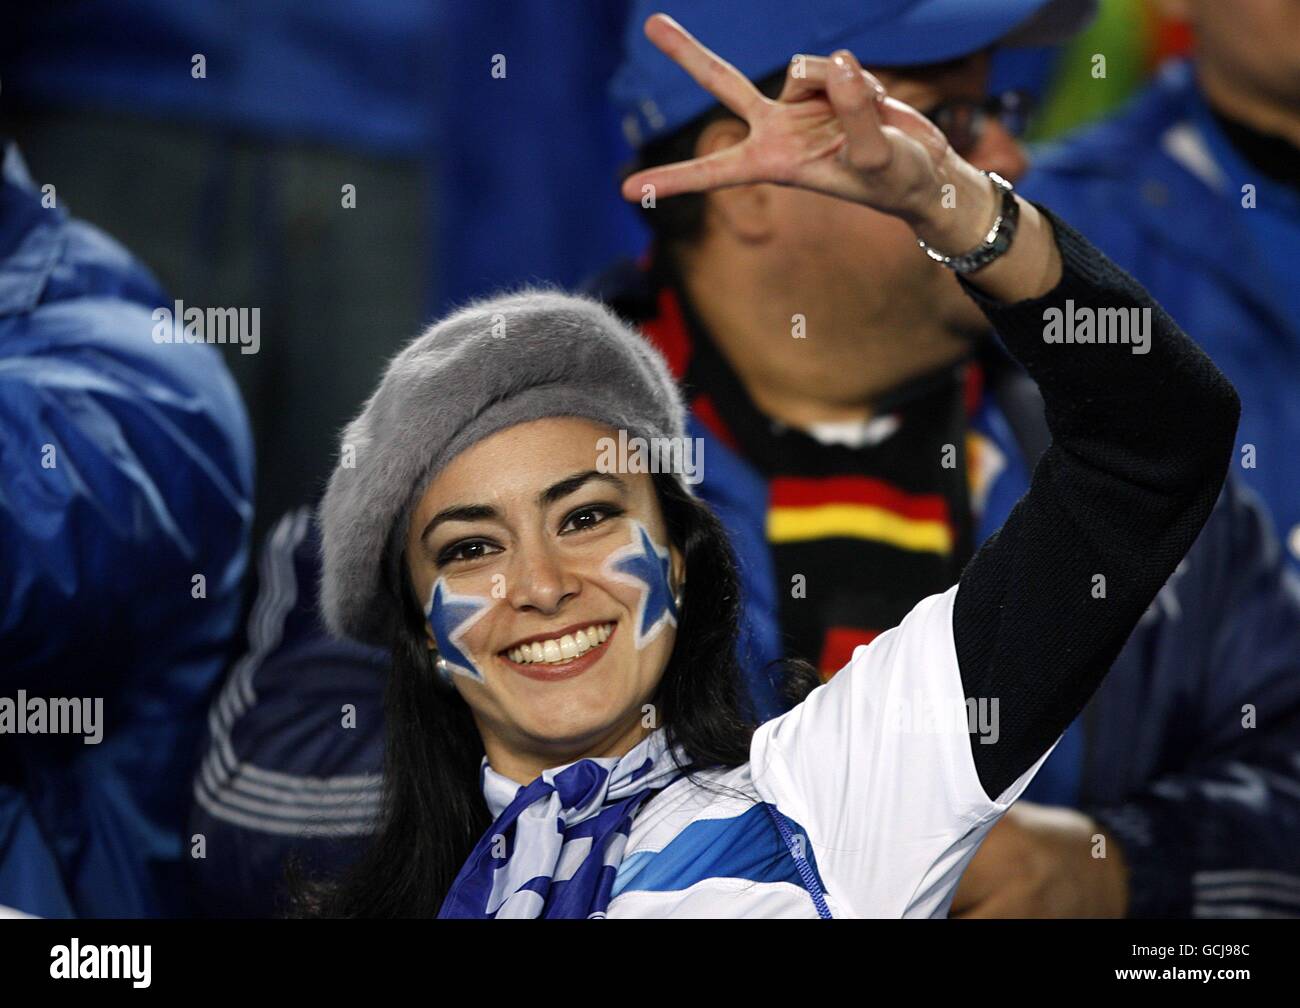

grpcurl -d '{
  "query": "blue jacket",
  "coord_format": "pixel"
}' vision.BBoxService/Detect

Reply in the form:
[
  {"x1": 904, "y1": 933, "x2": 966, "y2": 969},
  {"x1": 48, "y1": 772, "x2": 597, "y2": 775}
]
[
  {"x1": 190, "y1": 281, "x2": 1300, "y2": 920},
  {"x1": 0, "y1": 145, "x2": 254, "y2": 917},
  {"x1": 1020, "y1": 61, "x2": 1300, "y2": 572}
]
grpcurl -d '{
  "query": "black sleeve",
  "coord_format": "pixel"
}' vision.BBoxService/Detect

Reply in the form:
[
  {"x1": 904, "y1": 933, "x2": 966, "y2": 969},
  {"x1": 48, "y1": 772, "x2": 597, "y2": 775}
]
[{"x1": 952, "y1": 205, "x2": 1240, "y2": 801}]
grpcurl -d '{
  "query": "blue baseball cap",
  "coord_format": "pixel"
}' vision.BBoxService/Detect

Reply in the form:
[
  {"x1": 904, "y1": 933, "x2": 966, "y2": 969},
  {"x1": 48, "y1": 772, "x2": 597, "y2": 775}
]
[{"x1": 611, "y1": 0, "x2": 1097, "y2": 146}]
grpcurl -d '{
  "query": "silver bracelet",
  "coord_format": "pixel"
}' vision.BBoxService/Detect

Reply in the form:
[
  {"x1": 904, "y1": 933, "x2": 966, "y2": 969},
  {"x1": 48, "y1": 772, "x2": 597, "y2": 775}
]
[{"x1": 916, "y1": 170, "x2": 1019, "y2": 275}]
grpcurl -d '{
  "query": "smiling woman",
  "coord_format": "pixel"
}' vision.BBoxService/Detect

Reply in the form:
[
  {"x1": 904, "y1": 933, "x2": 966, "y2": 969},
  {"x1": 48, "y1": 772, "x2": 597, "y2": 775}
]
[
  {"x1": 407, "y1": 418, "x2": 698, "y2": 775},
  {"x1": 301, "y1": 16, "x2": 1239, "y2": 919},
  {"x1": 306, "y1": 287, "x2": 770, "y2": 918}
]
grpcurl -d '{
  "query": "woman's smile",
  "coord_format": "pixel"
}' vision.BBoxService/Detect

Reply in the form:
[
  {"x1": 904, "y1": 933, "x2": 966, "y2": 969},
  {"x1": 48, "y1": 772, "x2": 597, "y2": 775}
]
[{"x1": 497, "y1": 620, "x2": 619, "y2": 682}]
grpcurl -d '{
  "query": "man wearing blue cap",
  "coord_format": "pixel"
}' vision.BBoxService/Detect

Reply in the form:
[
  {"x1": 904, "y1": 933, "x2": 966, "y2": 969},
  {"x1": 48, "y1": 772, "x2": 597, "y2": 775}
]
[{"x1": 192, "y1": 1, "x2": 1300, "y2": 919}]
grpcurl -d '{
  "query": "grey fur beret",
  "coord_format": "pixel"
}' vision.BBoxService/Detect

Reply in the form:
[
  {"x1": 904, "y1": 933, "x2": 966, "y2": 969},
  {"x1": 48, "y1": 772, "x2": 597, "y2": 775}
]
[{"x1": 318, "y1": 288, "x2": 687, "y2": 646}]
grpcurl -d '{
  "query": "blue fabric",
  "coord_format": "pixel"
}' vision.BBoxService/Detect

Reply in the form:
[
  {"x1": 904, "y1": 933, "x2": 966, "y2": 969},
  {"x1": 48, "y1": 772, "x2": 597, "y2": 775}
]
[
  {"x1": 0, "y1": 801, "x2": 75, "y2": 919},
  {"x1": 611, "y1": 800, "x2": 832, "y2": 917},
  {"x1": 1021, "y1": 61, "x2": 1300, "y2": 572},
  {"x1": 765, "y1": 803, "x2": 833, "y2": 918},
  {"x1": 433, "y1": 0, "x2": 646, "y2": 313},
  {"x1": 439, "y1": 730, "x2": 686, "y2": 918},
  {"x1": 0, "y1": 144, "x2": 254, "y2": 917},
  {"x1": 1, "y1": 1, "x2": 440, "y2": 155},
  {"x1": 1191, "y1": 88, "x2": 1300, "y2": 370}
]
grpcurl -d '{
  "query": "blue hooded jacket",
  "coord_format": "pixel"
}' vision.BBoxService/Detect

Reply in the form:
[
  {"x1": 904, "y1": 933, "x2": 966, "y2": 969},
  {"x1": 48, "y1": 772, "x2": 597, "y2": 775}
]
[{"x1": 0, "y1": 145, "x2": 253, "y2": 917}]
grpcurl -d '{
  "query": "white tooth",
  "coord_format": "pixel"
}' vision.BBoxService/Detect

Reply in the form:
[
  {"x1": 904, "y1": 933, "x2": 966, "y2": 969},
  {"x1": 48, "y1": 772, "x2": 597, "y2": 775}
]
[
  {"x1": 508, "y1": 648, "x2": 519, "y2": 662},
  {"x1": 543, "y1": 639, "x2": 562, "y2": 663},
  {"x1": 585, "y1": 625, "x2": 600, "y2": 646},
  {"x1": 573, "y1": 630, "x2": 589, "y2": 654},
  {"x1": 530, "y1": 642, "x2": 545, "y2": 662},
  {"x1": 517, "y1": 648, "x2": 530, "y2": 664},
  {"x1": 599, "y1": 624, "x2": 610, "y2": 642},
  {"x1": 559, "y1": 634, "x2": 577, "y2": 659}
]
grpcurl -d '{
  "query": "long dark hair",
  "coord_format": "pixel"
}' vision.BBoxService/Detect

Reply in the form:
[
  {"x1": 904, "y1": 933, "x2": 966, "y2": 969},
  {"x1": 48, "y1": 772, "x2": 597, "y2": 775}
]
[{"x1": 293, "y1": 471, "x2": 798, "y2": 917}]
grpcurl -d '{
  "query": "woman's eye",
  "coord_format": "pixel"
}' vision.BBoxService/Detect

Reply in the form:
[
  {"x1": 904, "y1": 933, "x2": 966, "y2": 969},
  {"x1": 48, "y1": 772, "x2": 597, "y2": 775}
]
[
  {"x1": 561, "y1": 505, "x2": 620, "y2": 534},
  {"x1": 438, "y1": 539, "x2": 500, "y2": 565}
]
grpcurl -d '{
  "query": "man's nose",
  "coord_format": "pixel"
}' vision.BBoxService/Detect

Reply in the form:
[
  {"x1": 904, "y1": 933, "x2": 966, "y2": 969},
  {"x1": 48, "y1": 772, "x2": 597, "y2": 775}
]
[
  {"x1": 970, "y1": 120, "x2": 1029, "y2": 185},
  {"x1": 507, "y1": 542, "x2": 582, "y2": 615}
]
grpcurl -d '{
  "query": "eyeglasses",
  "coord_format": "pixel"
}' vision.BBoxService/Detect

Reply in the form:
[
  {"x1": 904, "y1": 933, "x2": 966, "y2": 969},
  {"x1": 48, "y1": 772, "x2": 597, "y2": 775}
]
[{"x1": 920, "y1": 90, "x2": 1034, "y2": 157}]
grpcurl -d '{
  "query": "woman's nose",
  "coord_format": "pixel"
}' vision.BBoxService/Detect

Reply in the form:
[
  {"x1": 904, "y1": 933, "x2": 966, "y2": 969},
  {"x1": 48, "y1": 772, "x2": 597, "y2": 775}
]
[{"x1": 507, "y1": 543, "x2": 582, "y2": 615}]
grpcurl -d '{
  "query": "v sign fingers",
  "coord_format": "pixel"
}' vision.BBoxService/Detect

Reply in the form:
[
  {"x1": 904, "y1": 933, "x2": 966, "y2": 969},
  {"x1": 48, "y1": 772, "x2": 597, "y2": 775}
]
[{"x1": 620, "y1": 15, "x2": 957, "y2": 224}]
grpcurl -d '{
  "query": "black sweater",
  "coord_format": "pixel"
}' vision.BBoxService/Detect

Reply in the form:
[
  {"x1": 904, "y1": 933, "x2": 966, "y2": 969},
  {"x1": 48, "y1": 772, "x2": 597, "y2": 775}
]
[{"x1": 951, "y1": 206, "x2": 1240, "y2": 800}]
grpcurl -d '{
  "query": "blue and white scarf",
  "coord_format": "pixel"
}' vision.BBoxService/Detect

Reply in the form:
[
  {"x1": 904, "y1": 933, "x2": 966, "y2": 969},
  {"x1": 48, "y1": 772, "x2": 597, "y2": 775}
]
[{"x1": 438, "y1": 729, "x2": 687, "y2": 918}]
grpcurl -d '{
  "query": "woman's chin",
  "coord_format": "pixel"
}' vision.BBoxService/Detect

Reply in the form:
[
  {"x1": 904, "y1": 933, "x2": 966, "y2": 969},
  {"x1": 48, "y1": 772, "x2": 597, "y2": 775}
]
[{"x1": 508, "y1": 689, "x2": 645, "y2": 756}]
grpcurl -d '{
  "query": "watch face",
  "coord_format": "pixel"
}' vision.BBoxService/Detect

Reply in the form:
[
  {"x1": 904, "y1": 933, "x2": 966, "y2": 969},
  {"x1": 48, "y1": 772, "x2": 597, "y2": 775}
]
[{"x1": 950, "y1": 175, "x2": 1019, "y2": 275}]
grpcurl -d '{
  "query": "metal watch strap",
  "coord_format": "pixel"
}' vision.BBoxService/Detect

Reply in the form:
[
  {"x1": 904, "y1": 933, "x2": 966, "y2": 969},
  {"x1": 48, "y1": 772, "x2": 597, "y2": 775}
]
[{"x1": 916, "y1": 170, "x2": 1019, "y2": 275}]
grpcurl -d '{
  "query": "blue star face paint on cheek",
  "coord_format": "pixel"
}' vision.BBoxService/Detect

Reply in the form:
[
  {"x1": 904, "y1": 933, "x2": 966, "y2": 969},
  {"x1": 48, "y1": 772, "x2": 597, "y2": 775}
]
[
  {"x1": 426, "y1": 578, "x2": 493, "y2": 683},
  {"x1": 603, "y1": 521, "x2": 678, "y2": 650}
]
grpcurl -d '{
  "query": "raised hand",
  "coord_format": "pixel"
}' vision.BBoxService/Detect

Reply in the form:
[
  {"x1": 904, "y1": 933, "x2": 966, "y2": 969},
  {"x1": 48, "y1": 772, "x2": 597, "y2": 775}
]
[
  {"x1": 620, "y1": 14, "x2": 959, "y2": 228},
  {"x1": 621, "y1": 13, "x2": 1062, "y2": 302}
]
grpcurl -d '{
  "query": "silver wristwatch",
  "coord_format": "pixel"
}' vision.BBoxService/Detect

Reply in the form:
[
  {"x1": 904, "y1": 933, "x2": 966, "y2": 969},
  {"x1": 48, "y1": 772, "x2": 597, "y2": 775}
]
[{"x1": 916, "y1": 170, "x2": 1019, "y2": 275}]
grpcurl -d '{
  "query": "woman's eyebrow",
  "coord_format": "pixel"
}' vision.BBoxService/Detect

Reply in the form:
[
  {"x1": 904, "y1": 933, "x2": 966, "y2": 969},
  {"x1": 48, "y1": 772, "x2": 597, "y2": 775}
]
[
  {"x1": 419, "y1": 472, "x2": 626, "y2": 542},
  {"x1": 539, "y1": 470, "x2": 627, "y2": 506},
  {"x1": 421, "y1": 503, "x2": 498, "y2": 542}
]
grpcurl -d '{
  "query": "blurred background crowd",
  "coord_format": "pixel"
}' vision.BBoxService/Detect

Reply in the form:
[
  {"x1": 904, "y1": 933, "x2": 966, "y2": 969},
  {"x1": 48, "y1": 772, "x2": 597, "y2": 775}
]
[{"x1": 2, "y1": 0, "x2": 1297, "y2": 918}]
